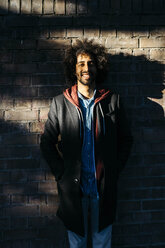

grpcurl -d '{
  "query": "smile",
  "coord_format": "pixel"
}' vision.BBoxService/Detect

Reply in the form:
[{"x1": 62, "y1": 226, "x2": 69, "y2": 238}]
[{"x1": 82, "y1": 73, "x2": 91, "y2": 79}]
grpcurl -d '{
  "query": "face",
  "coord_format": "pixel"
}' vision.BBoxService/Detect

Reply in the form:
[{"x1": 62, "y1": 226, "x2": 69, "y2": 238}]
[{"x1": 75, "y1": 53, "x2": 97, "y2": 87}]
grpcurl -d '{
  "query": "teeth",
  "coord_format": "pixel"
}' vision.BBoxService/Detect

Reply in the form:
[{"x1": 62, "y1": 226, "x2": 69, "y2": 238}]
[{"x1": 83, "y1": 74, "x2": 90, "y2": 79}]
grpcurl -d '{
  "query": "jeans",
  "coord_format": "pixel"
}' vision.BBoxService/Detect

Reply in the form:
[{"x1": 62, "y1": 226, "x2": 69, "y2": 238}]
[{"x1": 67, "y1": 196, "x2": 112, "y2": 248}]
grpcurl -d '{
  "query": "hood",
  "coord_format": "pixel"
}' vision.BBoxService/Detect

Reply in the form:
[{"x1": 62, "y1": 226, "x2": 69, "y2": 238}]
[{"x1": 63, "y1": 84, "x2": 110, "y2": 107}]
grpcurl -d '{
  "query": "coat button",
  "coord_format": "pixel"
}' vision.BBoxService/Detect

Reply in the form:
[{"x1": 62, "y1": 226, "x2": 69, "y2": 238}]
[{"x1": 74, "y1": 178, "x2": 79, "y2": 184}]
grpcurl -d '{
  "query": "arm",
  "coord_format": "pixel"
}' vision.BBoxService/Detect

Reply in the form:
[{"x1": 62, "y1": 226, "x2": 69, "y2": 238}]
[
  {"x1": 116, "y1": 95, "x2": 133, "y2": 175},
  {"x1": 40, "y1": 97, "x2": 64, "y2": 181}
]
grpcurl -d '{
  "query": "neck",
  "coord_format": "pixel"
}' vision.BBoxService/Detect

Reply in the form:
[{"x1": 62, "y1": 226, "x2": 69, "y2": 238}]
[{"x1": 77, "y1": 82, "x2": 95, "y2": 99}]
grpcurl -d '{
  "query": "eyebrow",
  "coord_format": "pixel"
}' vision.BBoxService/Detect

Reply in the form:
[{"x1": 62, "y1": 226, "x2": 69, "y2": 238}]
[{"x1": 77, "y1": 60, "x2": 94, "y2": 64}]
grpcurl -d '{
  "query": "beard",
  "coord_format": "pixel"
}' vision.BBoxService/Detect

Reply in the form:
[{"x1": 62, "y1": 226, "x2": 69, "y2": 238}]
[{"x1": 76, "y1": 72, "x2": 96, "y2": 86}]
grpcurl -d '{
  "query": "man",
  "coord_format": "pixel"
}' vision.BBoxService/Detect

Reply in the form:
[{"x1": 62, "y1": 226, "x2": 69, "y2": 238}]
[{"x1": 40, "y1": 39, "x2": 133, "y2": 248}]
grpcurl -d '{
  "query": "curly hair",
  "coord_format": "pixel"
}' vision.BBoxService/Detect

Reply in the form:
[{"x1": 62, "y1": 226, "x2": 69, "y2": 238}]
[{"x1": 63, "y1": 39, "x2": 109, "y2": 86}]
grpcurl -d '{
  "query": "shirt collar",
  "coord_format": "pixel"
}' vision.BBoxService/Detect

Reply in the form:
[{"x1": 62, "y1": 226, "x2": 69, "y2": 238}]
[{"x1": 77, "y1": 89, "x2": 96, "y2": 102}]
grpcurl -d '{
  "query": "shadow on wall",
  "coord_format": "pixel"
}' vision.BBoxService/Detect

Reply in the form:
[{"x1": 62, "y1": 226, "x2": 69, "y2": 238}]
[{"x1": 0, "y1": 3, "x2": 165, "y2": 248}]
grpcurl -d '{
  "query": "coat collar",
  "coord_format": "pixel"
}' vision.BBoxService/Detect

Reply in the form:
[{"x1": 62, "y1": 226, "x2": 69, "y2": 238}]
[{"x1": 63, "y1": 84, "x2": 110, "y2": 107}]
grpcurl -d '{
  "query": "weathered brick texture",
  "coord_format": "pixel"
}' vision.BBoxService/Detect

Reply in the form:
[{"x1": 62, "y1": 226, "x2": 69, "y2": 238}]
[{"x1": 0, "y1": 0, "x2": 165, "y2": 247}]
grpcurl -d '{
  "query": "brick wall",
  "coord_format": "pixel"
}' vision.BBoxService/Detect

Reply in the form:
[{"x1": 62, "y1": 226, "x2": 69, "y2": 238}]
[{"x1": 0, "y1": 0, "x2": 165, "y2": 247}]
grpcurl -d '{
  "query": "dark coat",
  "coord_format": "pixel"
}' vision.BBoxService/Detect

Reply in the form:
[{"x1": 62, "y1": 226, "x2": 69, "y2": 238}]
[{"x1": 40, "y1": 84, "x2": 133, "y2": 236}]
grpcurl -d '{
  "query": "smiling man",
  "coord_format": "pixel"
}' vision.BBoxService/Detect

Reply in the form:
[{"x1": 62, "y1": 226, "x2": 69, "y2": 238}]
[{"x1": 40, "y1": 39, "x2": 133, "y2": 248}]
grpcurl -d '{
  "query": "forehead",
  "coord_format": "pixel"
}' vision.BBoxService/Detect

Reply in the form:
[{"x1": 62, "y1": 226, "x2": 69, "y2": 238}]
[{"x1": 76, "y1": 53, "x2": 94, "y2": 63}]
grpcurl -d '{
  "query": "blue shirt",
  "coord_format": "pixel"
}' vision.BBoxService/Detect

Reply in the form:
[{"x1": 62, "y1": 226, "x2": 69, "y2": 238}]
[{"x1": 78, "y1": 90, "x2": 98, "y2": 197}]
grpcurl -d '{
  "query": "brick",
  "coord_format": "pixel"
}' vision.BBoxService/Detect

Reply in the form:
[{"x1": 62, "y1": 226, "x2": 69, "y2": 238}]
[
  {"x1": 0, "y1": 75, "x2": 12, "y2": 85},
  {"x1": 43, "y1": 0, "x2": 54, "y2": 14},
  {"x1": 5, "y1": 159, "x2": 40, "y2": 169},
  {"x1": 21, "y1": 0, "x2": 31, "y2": 14},
  {"x1": 0, "y1": 195, "x2": 10, "y2": 205},
  {"x1": 50, "y1": 28, "x2": 66, "y2": 38},
  {"x1": 29, "y1": 122, "x2": 45, "y2": 133},
  {"x1": 12, "y1": 195, "x2": 27, "y2": 204},
  {"x1": 133, "y1": 48, "x2": 149, "y2": 58},
  {"x1": 0, "y1": 218, "x2": 10, "y2": 230},
  {"x1": 41, "y1": 50, "x2": 64, "y2": 62},
  {"x1": 14, "y1": 99, "x2": 32, "y2": 109},
  {"x1": 151, "y1": 211, "x2": 165, "y2": 221},
  {"x1": 0, "y1": 146, "x2": 30, "y2": 159},
  {"x1": 142, "y1": 0, "x2": 153, "y2": 13},
  {"x1": 143, "y1": 127, "x2": 165, "y2": 141},
  {"x1": 0, "y1": 51, "x2": 12, "y2": 63},
  {"x1": 111, "y1": 0, "x2": 120, "y2": 12},
  {"x1": 0, "y1": 0, "x2": 8, "y2": 14},
  {"x1": 120, "y1": 0, "x2": 132, "y2": 12},
  {"x1": 151, "y1": 142, "x2": 165, "y2": 152},
  {"x1": 38, "y1": 62, "x2": 63, "y2": 73},
  {"x1": 28, "y1": 216, "x2": 45, "y2": 228},
  {"x1": 38, "y1": 86, "x2": 63, "y2": 97},
  {"x1": 74, "y1": 15, "x2": 100, "y2": 26},
  {"x1": 5, "y1": 110, "x2": 38, "y2": 121},
  {"x1": 117, "y1": 29, "x2": 133, "y2": 38},
  {"x1": 150, "y1": 27, "x2": 165, "y2": 37},
  {"x1": 3, "y1": 182, "x2": 38, "y2": 194},
  {"x1": 32, "y1": 0, "x2": 42, "y2": 14},
  {"x1": 101, "y1": 28, "x2": 116, "y2": 37},
  {"x1": 32, "y1": 99, "x2": 50, "y2": 108},
  {"x1": 40, "y1": 204, "x2": 59, "y2": 216},
  {"x1": 10, "y1": 0, "x2": 20, "y2": 14},
  {"x1": 142, "y1": 200, "x2": 165, "y2": 210},
  {"x1": 105, "y1": 38, "x2": 138, "y2": 48},
  {"x1": 144, "y1": 154, "x2": 165, "y2": 165},
  {"x1": 152, "y1": 0, "x2": 165, "y2": 12},
  {"x1": 99, "y1": 0, "x2": 110, "y2": 13},
  {"x1": 2, "y1": 64, "x2": 37, "y2": 74},
  {"x1": 140, "y1": 38, "x2": 165, "y2": 48},
  {"x1": 6, "y1": 15, "x2": 38, "y2": 27},
  {"x1": 31, "y1": 74, "x2": 65, "y2": 86},
  {"x1": 66, "y1": 0, "x2": 76, "y2": 14},
  {"x1": 46, "y1": 171, "x2": 55, "y2": 180},
  {"x1": 133, "y1": 29, "x2": 149, "y2": 37},
  {"x1": 150, "y1": 49, "x2": 165, "y2": 60},
  {"x1": 4, "y1": 229, "x2": 37, "y2": 240},
  {"x1": 13, "y1": 51, "x2": 41, "y2": 63},
  {"x1": 0, "y1": 172, "x2": 10, "y2": 184},
  {"x1": 88, "y1": 0, "x2": 98, "y2": 13},
  {"x1": 77, "y1": 0, "x2": 87, "y2": 14},
  {"x1": 38, "y1": 39, "x2": 71, "y2": 49},
  {"x1": 11, "y1": 171, "x2": 27, "y2": 183},
  {"x1": 12, "y1": 76, "x2": 31, "y2": 86},
  {"x1": 27, "y1": 169, "x2": 45, "y2": 182},
  {"x1": 47, "y1": 195, "x2": 59, "y2": 205},
  {"x1": 0, "y1": 110, "x2": 4, "y2": 119},
  {"x1": 39, "y1": 181, "x2": 57, "y2": 194},
  {"x1": 117, "y1": 201, "x2": 141, "y2": 212},
  {"x1": 39, "y1": 108, "x2": 49, "y2": 120},
  {"x1": 141, "y1": 15, "x2": 165, "y2": 25},
  {"x1": 29, "y1": 194, "x2": 46, "y2": 205},
  {"x1": 84, "y1": 28, "x2": 99, "y2": 38},
  {"x1": 132, "y1": 0, "x2": 142, "y2": 13},
  {"x1": 11, "y1": 217, "x2": 27, "y2": 229},
  {"x1": 55, "y1": 0, "x2": 65, "y2": 14},
  {"x1": 67, "y1": 28, "x2": 83, "y2": 38},
  {"x1": 9, "y1": 86, "x2": 38, "y2": 98},
  {"x1": 0, "y1": 100, "x2": 13, "y2": 109}
]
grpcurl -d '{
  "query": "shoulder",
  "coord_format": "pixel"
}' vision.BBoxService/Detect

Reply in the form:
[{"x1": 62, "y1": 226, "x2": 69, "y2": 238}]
[{"x1": 51, "y1": 93, "x2": 65, "y2": 105}]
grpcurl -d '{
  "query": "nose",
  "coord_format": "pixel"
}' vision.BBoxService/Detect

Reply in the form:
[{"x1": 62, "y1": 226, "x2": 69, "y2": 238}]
[{"x1": 83, "y1": 63, "x2": 89, "y2": 72}]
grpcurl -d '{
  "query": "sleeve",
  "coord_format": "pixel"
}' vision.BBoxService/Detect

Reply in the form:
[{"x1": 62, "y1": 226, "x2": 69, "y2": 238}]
[
  {"x1": 116, "y1": 95, "x2": 133, "y2": 176},
  {"x1": 40, "y1": 97, "x2": 64, "y2": 181}
]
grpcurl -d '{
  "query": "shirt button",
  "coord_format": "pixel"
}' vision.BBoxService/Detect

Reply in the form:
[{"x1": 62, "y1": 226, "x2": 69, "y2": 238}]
[{"x1": 74, "y1": 178, "x2": 79, "y2": 184}]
